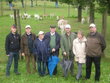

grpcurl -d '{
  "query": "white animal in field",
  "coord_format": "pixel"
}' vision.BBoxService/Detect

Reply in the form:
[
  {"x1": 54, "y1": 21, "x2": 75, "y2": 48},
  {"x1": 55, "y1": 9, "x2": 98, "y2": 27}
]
[
  {"x1": 10, "y1": 14, "x2": 14, "y2": 19},
  {"x1": 34, "y1": 14, "x2": 42, "y2": 20},
  {"x1": 58, "y1": 19, "x2": 68, "y2": 34},
  {"x1": 50, "y1": 13, "x2": 55, "y2": 18},
  {"x1": 81, "y1": 17, "x2": 85, "y2": 24},
  {"x1": 56, "y1": 16, "x2": 59, "y2": 21},
  {"x1": 22, "y1": 12, "x2": 31, "y2": 19}
]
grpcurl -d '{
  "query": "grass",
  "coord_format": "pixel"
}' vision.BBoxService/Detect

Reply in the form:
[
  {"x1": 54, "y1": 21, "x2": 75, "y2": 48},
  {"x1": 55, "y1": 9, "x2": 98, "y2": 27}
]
[{"x1": 0, "y1": 1, "x2": 110, "y2": 83}]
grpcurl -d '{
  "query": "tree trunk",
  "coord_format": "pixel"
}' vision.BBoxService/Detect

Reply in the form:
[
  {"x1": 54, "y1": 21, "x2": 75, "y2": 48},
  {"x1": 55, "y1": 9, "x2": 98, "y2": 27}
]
[
  {"x1": 36, "y1": 0, "x2": 37, "y2": 6},
  {"x1": 55, "y1": 0, "x2": 58, "y2": 8},
  {"x1": 68, "y1": 4, "x2": 70, "y2": 17},
  {"x1": 21, "y1": 0, "x2": 24, "y2": 8},
  {"x1": 31, "y1": 0, "x2": 33, "y2": 7},
  {"x1": 78, "y1": 5, "x2": 82, "y2": 22},
  {"x1": 89, "y1": 2, "x2": 95, "y2": 23},
  {"x1": 102, "y1": 9, "x2": 107, "y2": 38}
]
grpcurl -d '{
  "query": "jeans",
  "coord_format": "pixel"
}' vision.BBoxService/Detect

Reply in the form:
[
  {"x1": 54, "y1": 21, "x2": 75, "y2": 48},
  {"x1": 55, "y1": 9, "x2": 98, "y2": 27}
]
[
  {"x1": 76, "y1": 63, "x2": 82, "y2": 79},
  {"x1": 86, "y1": 56, "x2": 101, "y2": 81},
  {"x1": 6, "y1": 52, "x2": 19, "y2": 75},
  {"x1": 37, "y1": 60, "x2": 46, "y2": 76}
]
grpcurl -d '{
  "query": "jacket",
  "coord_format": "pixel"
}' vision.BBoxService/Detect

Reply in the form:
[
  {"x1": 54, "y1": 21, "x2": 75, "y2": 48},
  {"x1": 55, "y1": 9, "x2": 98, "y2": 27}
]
[
  {"x1": 5, "y1": 32, "x2": 20, "y2": 55},
  {"x1": 44, "y1": 32, "x2": 60, "y2": 56},
  {"x1": 33, "y1": 38, "x2": 50, "y2": 62},
  {"x1": 21, "y1": 33, "x2": 36, "y2": 55},
  {"x1": 86, "y1": 32, "x2": 106, "y2": 57},
  {"x1": 73, "y1": 37, "x2": 87, "y2": 63}
]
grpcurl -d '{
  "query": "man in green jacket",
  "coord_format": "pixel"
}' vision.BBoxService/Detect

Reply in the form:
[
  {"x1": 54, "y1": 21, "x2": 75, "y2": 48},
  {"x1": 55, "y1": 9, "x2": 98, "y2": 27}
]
[{"x1": 61, "y1": 24, "x2": 76, "y2": 77}]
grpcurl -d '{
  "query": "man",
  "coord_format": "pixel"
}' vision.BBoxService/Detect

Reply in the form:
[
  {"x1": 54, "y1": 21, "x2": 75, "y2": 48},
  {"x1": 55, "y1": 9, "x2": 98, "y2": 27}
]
[
  {"x1": 33, "y1": 31, "x2": 49, "y2": 76},
  {"x1": 44, "y1": 25, "x2": 60, "y2": 75},
  {"x1": 21, "y1": 25, "x2": 36, "y2": 74},
  {"x1": 5, "y1": 24, "x2": 21, "y2": 77},
  {"x1": 85, "y1": 23, "x2": 106, "y2": 81},
  {"x1": 61, "y1": 24, "x2": 76, "y2": 77}
]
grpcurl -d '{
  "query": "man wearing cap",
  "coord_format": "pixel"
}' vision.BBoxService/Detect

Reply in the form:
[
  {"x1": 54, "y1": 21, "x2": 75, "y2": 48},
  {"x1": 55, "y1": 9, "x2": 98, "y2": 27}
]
[
  {"x1": 5, "y1": 24, "x2": 21, "y2": 77},
  {"x1": 44, "y1": 25, "x2": 60, "y2": 75},
  {"x1": 61, "y1": 24, "x2": 76, "y2": 77},
  {"x1": 85, "y1": 23, "x2": 106, "y2": 81},
  {"x1": 21, "y1": 25, "x2": 36, "y2": 74},
  {"x1": 33, "y1": 31, "x2": 49, "y2": 76}
]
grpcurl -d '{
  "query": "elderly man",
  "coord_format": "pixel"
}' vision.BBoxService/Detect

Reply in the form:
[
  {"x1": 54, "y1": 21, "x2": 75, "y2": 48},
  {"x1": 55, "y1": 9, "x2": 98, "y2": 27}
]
[
  {"x1": 5, "y1": 24, "x2": 21, "y2": 77},
  {"x1": 61, "y1": 24, "x2": 76, "y2": 77},
  {"x1": 44, "y1": 25, "x2": 60, "y2": 75},
  {"x1": 21, "y1": 25, "x2": 36, "y2": 74},
  {"x1": 85, "y1": 23, "x2": 106, "y2": 81}
]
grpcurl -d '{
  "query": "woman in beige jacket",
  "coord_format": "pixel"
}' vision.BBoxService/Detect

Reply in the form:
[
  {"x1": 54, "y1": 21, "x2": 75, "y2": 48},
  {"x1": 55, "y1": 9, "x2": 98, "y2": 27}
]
[{"x1": 73, "y1": 31, "x2": 87, "y2": 80}]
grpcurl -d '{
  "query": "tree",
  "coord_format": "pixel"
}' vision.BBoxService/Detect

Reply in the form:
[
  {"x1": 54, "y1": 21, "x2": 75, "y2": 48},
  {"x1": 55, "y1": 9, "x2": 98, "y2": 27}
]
[
  {"x1": 50, "y1": 0, "x2": 59, "y2": 8},
  {"x1": 59, "y1": 0, "x2": 73, "y2": 17},
  {"x1": 73, "y1": 0, "x2": 87, "y2": 22},
  {"x1": 30, "y1": 0, "x2": 33, "y2": 7},
  {"x1": 21, "y1": 0, "x2": 24, "y2": 8},
  {"x1": 97, "y1": 0, "x2": 110, "y2": 38}
]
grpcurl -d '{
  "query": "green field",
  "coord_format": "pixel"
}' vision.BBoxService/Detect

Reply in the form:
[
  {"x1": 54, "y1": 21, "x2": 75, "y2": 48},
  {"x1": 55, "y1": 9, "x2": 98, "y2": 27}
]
[{"x1": 0, "y1": 1, "x2": 110, "y2": 83}]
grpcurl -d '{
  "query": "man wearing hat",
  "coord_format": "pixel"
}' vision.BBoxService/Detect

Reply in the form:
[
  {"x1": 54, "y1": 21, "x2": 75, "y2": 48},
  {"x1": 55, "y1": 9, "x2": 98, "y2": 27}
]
[
  {"x1": 61, "y1": 24, "x2": 76, "y2": 77},
  {"x1": 5, "y1": 24, "x2": 21, "y2": 77},
  {"x1": 21, "y1": 25, "x2": 36, "y2": 74},
  {"x1": 33, "y1": 31, "x2": 49, "y2": 76},
  {"x1": 85, "y1": 23, "x2": 106, "y2": 81},
  {"x1": 44, "y1": 25, "x2": 60, "y2": 75}
]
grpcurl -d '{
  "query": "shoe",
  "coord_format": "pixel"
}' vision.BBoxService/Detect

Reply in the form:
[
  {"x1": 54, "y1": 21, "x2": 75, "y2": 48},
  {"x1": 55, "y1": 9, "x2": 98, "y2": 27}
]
[{"x1": 15, "y1": 72, "x2": 21, "y2": 75}]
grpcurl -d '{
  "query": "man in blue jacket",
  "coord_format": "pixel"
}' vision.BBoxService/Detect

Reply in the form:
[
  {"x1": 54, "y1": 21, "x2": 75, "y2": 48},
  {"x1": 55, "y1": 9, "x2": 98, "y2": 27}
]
[{"x1": 44, "y1": 25, "x2": 60, "y2": 75}]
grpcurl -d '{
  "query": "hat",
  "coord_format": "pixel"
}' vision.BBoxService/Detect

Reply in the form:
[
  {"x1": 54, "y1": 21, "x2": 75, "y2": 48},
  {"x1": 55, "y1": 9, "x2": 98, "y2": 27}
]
[
  {"x1": 65, "y1": 24, "x2": 71, "y2": 29},
  {"x1": 89, "y1": 23, "x2": 96, "y2": 28},
  {"x1": 38, "y1": 31, "x2": 44, "y2": 35},
  {"x1": 50, "y1": 25, "x2": 56, "y2": 28},
  {"x1": 25, "y1": 25, "x2": 31, "y2": 29},
  {"x1": 11, "y1": 24, "x2": 17, "y2": 29}
]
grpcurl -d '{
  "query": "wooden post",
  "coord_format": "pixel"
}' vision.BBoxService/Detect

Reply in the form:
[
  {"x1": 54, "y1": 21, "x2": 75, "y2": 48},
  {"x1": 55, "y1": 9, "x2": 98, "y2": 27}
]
[
  {"x1": 0, "y1": 0, "x2": 3, "y2": 16},
  {"x1": 44, "y1": 0, "x2": 46, "y2": 15},
  {"x1": 14, "y1": 9, "x2": 17, "y2": 26}
]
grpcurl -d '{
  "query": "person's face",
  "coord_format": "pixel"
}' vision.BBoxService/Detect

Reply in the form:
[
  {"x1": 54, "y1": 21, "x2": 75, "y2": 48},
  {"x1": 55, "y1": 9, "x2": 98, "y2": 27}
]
[
  {"x1": 39, "y1": 34, "x2": 44, "y2": 40},
  {"x1": 77, "y1": 33, "x2": 83, "y2": 39},
  {"x1": 65, "y1": 28, "x2": 71, "y2": 33},
  {"x1": 26, "y1": 28, "x2": 31, "y2": 33},
  {"x1": 50, "y1": 28, "x2": 56, "y2": 33},
  {"x1": 90, "y1": 27, "x2": 97, "y2": 33},
  {"x1": 11, "y1": 27, "x2": 17, "y2": 33}
]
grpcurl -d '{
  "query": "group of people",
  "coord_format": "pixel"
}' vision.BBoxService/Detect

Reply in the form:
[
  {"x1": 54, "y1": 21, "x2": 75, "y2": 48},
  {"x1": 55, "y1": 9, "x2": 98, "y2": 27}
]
[{"x1": 5, "y1": 23, "x2": 106, "y2": 82}]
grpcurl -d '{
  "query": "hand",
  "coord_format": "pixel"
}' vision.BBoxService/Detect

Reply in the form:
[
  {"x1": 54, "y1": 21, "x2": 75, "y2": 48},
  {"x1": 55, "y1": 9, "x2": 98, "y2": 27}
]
[
  {"x1": 7, "y1": 55, "x2": 10, "y2": 56},
  {"x1": 63, "y1": 52, "x2": 67, "y2": 56},
  {"x1": 52, "y1": 48, "x2": 56, "y2": 52},
  {"x1": 22, "y1": 53, "x2": 25, "y2": 56}
]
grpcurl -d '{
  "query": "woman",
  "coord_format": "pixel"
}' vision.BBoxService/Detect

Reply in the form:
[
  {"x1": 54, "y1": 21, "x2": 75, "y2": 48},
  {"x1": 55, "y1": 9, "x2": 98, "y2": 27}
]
[{"x1": 73, "y1": 31, "x2": 87, "y2": 80}]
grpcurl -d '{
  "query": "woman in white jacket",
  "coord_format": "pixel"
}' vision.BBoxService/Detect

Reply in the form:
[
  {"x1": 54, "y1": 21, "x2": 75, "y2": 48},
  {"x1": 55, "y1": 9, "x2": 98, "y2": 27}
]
[{"x1": 73, "y1": 31, "x2": 87, "y2": 80}]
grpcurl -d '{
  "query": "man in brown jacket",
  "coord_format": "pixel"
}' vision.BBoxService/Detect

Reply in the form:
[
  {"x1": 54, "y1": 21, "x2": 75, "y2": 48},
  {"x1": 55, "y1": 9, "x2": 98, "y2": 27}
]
[
  {"x1": 85, "y1": 23, "x2": 106, "y2": 81},
  {"x1": 21, "y1": 25, "x2": 36, "y2": 74}
]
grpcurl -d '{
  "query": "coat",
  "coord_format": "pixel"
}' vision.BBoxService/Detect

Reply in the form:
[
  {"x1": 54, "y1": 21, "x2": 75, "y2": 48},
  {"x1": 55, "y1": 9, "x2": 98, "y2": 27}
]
[
  {"x1": 61, "y1": 32, "x2": 76, "y2": 55},
  {"x1": 44, "y1": 32, "x2": 60, "y2": 56},
  {"x1": 73, "y1": 37, "x2": 87, "y2": 63},
  {"x1": 21, "y1": 33, "x2": 36, "y2": 55},
  {"x1": 86, "y1": 32, "x2": 106, "y2": 57},
  {"x1": 5, "y1": 32, "x2": 20, "y2": 55},
  {"x1": 33, "y1": 38, "x2": 50, "y2": 62}
]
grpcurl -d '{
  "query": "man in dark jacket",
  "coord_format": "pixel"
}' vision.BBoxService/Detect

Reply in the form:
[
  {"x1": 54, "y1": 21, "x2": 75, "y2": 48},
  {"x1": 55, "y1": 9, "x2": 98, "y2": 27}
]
[
  {"x1": 44, "y1": 25, "x2": 60, "y2": 75},
  {"x1": 33, "y1": 31, "x2": 49, "y2": 76},
  {"x1": 21, "y1": 25, "x2": 36, "y2": 74},
  {"x1": 85, "y1": 23, "x2": 106, "y2": 81},
  {"x1": 5, "y1": 24, "x2": 21, "y2": 77}
]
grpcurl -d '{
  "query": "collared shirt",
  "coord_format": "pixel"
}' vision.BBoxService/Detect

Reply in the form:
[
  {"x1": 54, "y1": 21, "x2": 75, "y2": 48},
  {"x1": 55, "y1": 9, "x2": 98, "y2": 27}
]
[{"x1": 50, "y1": 32, "x2": 55, "y2": 36}]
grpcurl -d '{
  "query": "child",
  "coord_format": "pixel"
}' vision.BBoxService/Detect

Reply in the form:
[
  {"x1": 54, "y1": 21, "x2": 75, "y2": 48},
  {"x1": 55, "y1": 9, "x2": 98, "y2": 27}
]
[
  {"x1": 73, "y1": 31, "x2": 87, "y2": 80},
  {"x1": 33, "y1": 31, "x2": 49, "y2": 76}
]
